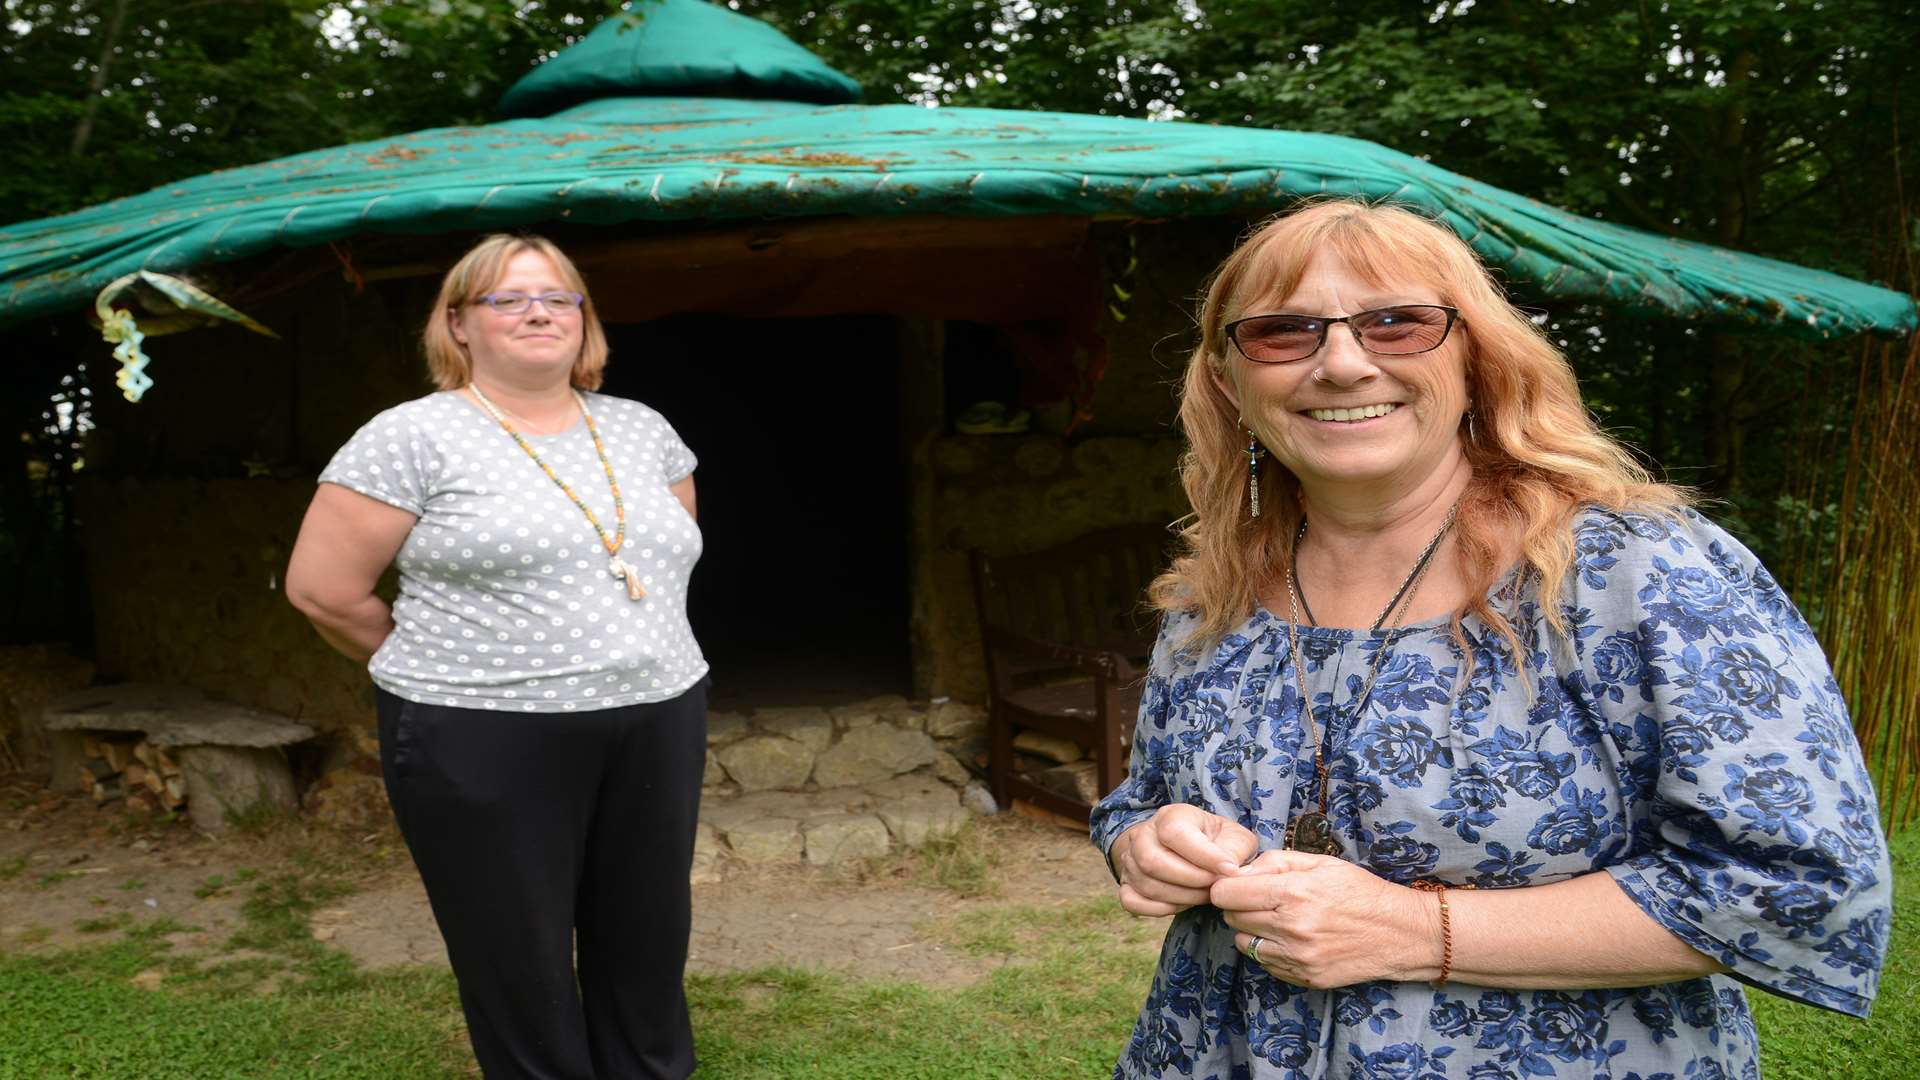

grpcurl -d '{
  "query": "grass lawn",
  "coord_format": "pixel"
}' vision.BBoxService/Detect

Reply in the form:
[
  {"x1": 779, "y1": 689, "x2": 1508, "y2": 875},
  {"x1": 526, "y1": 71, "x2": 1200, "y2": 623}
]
[{"x1": 1, "y1": 827, "x2": 1912, "y2": 1079}]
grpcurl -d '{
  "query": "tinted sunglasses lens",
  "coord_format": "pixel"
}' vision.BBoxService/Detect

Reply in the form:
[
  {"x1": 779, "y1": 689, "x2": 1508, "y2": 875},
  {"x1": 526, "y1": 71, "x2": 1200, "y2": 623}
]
[
  {"x1": 1235, "y1": 316, "x2": 1324, "y2": 362},
  {"x1": 1353, "y1": 307, "x2": 1450, "y2": 354}
]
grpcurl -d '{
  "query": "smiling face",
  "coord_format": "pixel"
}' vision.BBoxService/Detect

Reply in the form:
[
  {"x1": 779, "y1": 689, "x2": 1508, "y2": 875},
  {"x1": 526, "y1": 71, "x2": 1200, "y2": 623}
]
[
  {"x1": 449, "y1": 249, "x2": 585, "y2": 386},
  {"x1": 1219, "y1": 248, "x2": 1472, "y2": 497}
]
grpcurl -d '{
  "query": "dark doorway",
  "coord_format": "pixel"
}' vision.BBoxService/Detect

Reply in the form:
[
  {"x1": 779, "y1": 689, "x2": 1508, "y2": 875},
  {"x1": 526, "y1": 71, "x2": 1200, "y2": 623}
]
[{"x1": 600, "y1": 314, "x2": 911, "y2": 712}]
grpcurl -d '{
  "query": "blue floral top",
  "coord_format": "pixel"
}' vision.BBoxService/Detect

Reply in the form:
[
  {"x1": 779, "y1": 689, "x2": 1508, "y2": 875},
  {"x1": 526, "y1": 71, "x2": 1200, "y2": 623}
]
[{"x1": 1091, "y1": 507, "x2": 1891, "y2": 1080}]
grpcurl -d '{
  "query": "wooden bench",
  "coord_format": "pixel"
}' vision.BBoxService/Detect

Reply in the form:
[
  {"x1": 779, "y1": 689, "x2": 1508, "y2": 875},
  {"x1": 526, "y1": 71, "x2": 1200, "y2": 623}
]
[{"x1": 969, "y1": 524, "x2": 1169, "y2": 824}]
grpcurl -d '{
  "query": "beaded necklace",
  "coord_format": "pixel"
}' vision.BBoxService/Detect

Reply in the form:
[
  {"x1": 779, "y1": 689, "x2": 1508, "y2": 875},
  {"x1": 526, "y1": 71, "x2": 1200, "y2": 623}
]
[
  {"x1": 467, "y1": 384, "x2": 645, "y2": 601},
  {"x1": 1281, "y1": 503, "x2": 1457, "y2": 855}
]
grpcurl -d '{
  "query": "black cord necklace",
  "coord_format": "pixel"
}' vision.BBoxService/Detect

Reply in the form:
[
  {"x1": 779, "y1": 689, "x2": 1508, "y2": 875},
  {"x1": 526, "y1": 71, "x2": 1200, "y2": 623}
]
[{"x1": 1281, "y1": 503, "x2": 1458, "y2": 856}]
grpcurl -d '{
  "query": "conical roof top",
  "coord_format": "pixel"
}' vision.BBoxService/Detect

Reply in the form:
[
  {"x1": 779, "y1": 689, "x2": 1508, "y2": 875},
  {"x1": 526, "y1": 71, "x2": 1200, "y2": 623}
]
[{"x1": 497, "y1": 0, "x2": 861, "y2": 118}]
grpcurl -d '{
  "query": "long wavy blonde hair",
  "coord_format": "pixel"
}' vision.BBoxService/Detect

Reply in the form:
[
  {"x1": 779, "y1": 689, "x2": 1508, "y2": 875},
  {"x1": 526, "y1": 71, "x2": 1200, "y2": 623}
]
[{"x1": 1150, "y1": 199, "x2": 1688, "y2": 662}]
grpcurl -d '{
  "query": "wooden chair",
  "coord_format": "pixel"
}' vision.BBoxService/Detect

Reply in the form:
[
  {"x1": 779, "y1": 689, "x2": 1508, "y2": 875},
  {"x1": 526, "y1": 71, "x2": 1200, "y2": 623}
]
[{"x1": 968, "y1": 525, "x2": 1170, "y2": 824}]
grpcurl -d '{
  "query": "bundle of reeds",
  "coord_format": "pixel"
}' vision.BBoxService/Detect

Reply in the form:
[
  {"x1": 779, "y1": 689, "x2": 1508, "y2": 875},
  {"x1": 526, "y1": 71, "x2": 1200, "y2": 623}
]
[{"x1": 1790, "y1": 332, "x2": 1920, "y2": 830}]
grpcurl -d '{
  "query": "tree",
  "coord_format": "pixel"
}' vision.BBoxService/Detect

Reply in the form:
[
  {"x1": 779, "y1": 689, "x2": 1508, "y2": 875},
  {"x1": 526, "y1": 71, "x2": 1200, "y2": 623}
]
[{"x1": 0, "y1": 0, "x2": 623, "y2": 223}]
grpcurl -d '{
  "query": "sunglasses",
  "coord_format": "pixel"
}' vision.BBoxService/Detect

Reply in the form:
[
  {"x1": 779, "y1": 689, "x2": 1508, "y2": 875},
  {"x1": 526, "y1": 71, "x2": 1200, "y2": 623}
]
[
  {"x1": 473, "y1": 291, "x2": 585, "y2": 316},
  {"x1": 1224, "y1": 304, "x2": 1460, "y2": 364}
]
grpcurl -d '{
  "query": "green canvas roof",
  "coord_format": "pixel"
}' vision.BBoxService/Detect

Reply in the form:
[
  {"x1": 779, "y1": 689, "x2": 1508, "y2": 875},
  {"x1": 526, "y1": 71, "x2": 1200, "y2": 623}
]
[{"x1": 2, "y1": 0, "x2": 1912, "y2": 337}]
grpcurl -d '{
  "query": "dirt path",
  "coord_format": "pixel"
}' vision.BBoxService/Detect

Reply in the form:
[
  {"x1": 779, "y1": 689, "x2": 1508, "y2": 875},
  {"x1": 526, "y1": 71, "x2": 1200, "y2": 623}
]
[{"x1": 0, "y1": 772, "x2": 1144, "y2": 987}]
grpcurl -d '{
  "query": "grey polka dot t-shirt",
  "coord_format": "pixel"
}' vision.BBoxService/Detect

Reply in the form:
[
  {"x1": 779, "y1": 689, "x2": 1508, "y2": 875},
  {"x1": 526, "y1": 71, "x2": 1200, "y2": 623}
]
[{"x1": 318, "y1": 390, "x2": 706, "y2": 712}]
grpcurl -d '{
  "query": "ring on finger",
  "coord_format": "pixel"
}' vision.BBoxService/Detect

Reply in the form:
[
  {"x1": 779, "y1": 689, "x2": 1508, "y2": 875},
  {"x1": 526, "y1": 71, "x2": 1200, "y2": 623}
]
[{"x1": 1243, "y1": 935, "x2": 1266, "y2": 964}]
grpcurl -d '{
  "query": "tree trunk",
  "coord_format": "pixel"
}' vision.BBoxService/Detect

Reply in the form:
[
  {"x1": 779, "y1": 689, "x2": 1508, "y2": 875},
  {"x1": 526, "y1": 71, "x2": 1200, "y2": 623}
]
[
  {"x1": 69, "y1": 0, "x2": 133, "y2": 159},
  {"x1": 1701, "y1": 48, "x2": 1759, "y2": 498}
]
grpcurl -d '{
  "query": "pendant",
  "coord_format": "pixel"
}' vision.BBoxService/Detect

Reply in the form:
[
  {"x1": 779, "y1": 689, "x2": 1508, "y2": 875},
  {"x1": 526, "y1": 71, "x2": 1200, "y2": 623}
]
[
  {"x1": 608, "y1": 556, "x2": 646, "y2": 601},
  {"x1": 1284, "y1": 811, "x2": 1342, "y2": 857}
]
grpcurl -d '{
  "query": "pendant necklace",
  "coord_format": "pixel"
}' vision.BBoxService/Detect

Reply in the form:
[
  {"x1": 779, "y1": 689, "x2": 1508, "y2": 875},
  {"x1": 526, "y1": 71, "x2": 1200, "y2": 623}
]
[
  {"x1": 467, "y1": 384, "x2": 646, "y2": 601},
  {"x1": 1282, "y1": 502, "x2": 1458, "y2": 856}
]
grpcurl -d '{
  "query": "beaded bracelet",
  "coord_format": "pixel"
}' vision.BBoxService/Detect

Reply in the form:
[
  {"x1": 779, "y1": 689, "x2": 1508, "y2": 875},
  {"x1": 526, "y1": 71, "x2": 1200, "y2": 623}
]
[{"x1": 1410, "y1": 880, "x2": 1474, "y2": 987}]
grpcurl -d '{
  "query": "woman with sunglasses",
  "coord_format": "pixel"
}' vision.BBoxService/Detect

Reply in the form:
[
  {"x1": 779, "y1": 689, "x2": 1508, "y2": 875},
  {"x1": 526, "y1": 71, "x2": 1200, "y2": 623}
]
[
  {"x1": 1092, "y1": 200, "x2": 1888, "y2": 1079},
  {"x1": 286, "y1": 233, "x2": 707, "y2": 1079}
]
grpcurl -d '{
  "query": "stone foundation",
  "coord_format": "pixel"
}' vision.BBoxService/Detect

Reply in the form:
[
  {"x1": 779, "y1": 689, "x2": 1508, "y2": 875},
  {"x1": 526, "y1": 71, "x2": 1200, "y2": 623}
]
[{"x1": 696, "y1": 695, "x2": 990, "y2": 877}]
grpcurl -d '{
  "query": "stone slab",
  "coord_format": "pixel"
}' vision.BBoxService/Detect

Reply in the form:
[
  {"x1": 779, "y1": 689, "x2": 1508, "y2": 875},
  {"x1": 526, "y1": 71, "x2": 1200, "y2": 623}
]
[
  {"x1": 44, "y1": 683, "x2": 313, "y2": 748},
  {"x1": 930, "y1": 752, "x2": 974, "y2": 786},
  {"x1": 715, "y1": 734, "x2": 814, "y2": 792},
  {"x1": 703, "y1": 789, "x2": 835, "y2": 829},
  {"x1": 925, "y1": 701, "x2": 989, "y2": 740},
  {"x1": 753, "y1": 707, "x2": 834, "y2": 753},
  {"x1": 830, "y1": 695, "x2": 915, "y2": 729},
  {"x1": 802, "y1": 814, "x2": 892, "y2": 865},
  {"x1": 877, "y1": 798, "x2": 971, "y2": 848},
  {"x1": 865, "y1": 776, "x2": 970, "y2": 848},
  {"x1": 706, "y1": 711, "x2": 750, "y2": 746},
  {"x1": 862, "y1": 774, "x2": 957, "y2": 803},
  {"x1": 811, "y1": 725, "x2": 938, "y2": 788},
  {"x1": 176, "y1": 744, "x2": 298, "y2": 833},
  {"x1": 720, "y1": 816, "x2": 804, "y2": 864}
]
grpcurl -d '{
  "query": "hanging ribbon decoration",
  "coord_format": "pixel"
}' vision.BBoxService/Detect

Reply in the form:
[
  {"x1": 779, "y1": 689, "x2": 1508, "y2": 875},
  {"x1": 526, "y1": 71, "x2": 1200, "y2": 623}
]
[{"x1": 91, "y1": 271, "x2": 278, "y2": 402}]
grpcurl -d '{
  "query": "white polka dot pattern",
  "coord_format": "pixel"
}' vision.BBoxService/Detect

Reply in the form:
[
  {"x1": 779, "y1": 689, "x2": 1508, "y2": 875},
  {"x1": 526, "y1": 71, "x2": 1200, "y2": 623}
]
[{"x1": 317, "y1": 390, "x2": 707, "y2": 712}]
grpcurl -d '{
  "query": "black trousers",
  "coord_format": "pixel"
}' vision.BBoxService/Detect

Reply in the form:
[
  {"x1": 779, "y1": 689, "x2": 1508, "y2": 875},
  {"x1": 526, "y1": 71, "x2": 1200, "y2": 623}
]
[{"x1": 375, "y1": 684, "x2": 708, "y2": 1080}]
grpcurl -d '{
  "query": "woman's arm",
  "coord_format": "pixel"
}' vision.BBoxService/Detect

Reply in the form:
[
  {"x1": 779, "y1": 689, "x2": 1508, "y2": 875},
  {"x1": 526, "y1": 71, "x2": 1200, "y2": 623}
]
[
  {"x1": 1443, "y1": 870, "x2": 1726, "y2": 987},
  {"x1": 1213, "y1": 851, "x2": 1725, "y2": 990},
  {"x1": 285, "y1": 483, "x2": 417, "y2": 663},
  {"x1": 670, "y1": 473, "x2": 696, "y2": 520}
]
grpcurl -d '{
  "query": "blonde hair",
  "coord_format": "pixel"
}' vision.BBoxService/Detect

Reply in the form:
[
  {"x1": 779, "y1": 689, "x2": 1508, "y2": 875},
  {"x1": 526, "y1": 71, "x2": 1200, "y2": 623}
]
[
  {"x1": 1151, "y1": 198, "x2": 1688, "y2": 663},
  {"x1": 421, "y1": 234, "x2": 609, "y2": 391}
]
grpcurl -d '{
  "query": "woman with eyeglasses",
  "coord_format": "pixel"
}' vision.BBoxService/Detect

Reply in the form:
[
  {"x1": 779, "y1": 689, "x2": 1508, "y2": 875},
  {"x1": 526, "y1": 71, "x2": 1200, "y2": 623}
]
[
  {"x1": 1092, "y1": 200, "x2": 1888, "y2": 1079},
  {"x1": 286, "y1": 233, "x2": 707, "y2": 1079}
]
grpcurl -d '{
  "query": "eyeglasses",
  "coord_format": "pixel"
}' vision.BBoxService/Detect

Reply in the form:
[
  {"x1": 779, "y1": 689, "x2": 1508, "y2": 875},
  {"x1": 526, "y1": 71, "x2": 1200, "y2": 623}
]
[
  {"x1": 473, "y1": 291, "x2": 585, "y2": 316},
  {"x1": 1223, "y1": 305, "x2": 1460, "y2": 364}
]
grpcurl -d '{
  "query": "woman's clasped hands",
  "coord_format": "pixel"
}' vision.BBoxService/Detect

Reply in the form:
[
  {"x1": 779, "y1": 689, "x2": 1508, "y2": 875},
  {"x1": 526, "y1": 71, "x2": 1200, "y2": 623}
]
[
  {"x1": 1116, "y1": 807, "x2": 1440, "y2": 990},
  {"x1": 1216, "y1": 849, "x2": 1441, "y2": 990},
  {"x1": 1112, "y1": 804, "x2": 1259, "y2": 917}
]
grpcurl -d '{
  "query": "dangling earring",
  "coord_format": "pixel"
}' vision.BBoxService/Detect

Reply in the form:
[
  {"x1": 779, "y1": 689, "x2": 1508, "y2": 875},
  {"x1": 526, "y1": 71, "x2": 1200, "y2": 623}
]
[
  {"x1": 1244, "y1": 427, "x2": 1266, "y2": 518},
  {"x1": 1465, "y1": 409, "x2": 1478, "y2": 445}
]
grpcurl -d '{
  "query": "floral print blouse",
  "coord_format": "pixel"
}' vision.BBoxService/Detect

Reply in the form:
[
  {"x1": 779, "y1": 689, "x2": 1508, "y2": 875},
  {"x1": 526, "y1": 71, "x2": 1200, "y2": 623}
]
[{"x1": 1090, "y1": 507, "x2": 1890, "y2": 1080}]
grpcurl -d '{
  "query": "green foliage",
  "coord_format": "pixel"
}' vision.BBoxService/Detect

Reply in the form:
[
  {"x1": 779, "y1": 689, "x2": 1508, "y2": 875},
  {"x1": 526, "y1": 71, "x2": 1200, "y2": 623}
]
[
  {"x1": 0, "y1": 942, "x2": 469, "y2": 1079},
  {"x1": 737, "y1": 0, "x2": 1912, "y2": 270},
  {"x1": 1749, "y1": 824, "x2": 1920, "y2": 1077},
  {"x1": 230, "y1": 864, "x2": 353, "y2": 958},
  {"x1": 0, "y1": 0, "x2": 625, "y2": 224}
]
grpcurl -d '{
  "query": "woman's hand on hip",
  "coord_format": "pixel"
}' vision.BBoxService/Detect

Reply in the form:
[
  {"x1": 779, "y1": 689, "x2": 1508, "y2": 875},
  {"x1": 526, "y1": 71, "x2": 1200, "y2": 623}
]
[
  {"x1": 1112, "y1": 804, "x2": 1259, "y2": 918},
  {"x1": 1212, "y1": 849, "x2": 1438, "y2": 989}
]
